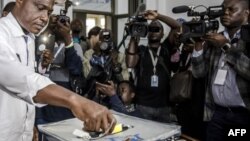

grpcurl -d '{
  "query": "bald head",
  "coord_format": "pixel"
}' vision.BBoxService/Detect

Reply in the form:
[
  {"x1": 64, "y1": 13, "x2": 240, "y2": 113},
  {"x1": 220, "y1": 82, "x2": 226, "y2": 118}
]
[{"x1": 12, "y1": 0, "x2": 55, "y2": 34}]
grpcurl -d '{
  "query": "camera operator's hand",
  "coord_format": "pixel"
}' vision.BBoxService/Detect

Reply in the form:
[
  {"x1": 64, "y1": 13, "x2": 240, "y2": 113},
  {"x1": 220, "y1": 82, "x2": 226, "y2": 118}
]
[
  {"x1": 110, "y1": 50, "x2": 119, "y2": 65},
  {"x1": 144, "y1": 10, "x2": 158, "y2": 20},
  {"x1": 96, "y1": 81, "x2": 116, "y2": 97},
  {"x1": 55, "y1": 21, "x2": 72, "y2": 46},
  {"x1": 41, "y1": 49, "x2": 53, "y2": 68},
  {"x1": 204, "y1": 33, "x2": 229, "y2": 48}
]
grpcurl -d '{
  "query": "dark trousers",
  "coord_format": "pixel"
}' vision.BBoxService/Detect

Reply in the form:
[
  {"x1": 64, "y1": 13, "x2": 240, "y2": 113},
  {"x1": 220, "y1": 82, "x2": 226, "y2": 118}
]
[
  {"x1": 206, "y1": 105, "x2": 250, "y2": 141},
  {"x1": 136, "y1": 105, "x2": 171, "y2": 123}
]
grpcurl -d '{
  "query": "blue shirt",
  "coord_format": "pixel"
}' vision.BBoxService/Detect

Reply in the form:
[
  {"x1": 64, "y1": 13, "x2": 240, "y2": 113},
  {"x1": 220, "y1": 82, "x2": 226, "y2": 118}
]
[{"x1": 211, "y1": 30, "x2": 245, "y2": 107}]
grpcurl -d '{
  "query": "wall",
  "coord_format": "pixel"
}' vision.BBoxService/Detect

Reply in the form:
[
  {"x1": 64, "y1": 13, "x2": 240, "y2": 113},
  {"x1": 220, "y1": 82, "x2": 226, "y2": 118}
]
[{"x1": 2, "y1": 0, "x2": 223, "y2": 47}]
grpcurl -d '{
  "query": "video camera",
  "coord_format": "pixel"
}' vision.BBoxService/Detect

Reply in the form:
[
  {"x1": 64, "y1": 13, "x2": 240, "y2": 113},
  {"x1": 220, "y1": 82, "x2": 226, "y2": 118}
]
[
  {"x1": 126, "y1": 15, "x2": 148, "y2": 37},
  {"x1": 173, "y1": 5, "x2": 224, "y2": 43}
]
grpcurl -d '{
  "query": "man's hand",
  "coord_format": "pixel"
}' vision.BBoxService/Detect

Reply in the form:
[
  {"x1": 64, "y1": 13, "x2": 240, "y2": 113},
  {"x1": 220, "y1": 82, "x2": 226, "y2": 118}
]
[
  {"x1": 144, "y1": 10, "x2": 158, "y2": 20},
  {"x1": 96, "y1": 81, "x2": 116, "y2": 97},
  {"x1": 55, "y1": 21, "x2": 72, "y2": 46},
  {"x1": 32, "y1": 127, "x2": 39, "y2": 141},
  {"x1": 69, "y1": 95, "x2": 116, "y2": 133},
  {"x1": 41, "y1": 49, "x2": 53, "y2": 68},
  {"x1": 204, "y1": 33, "x2": 229, "y2": 48}
]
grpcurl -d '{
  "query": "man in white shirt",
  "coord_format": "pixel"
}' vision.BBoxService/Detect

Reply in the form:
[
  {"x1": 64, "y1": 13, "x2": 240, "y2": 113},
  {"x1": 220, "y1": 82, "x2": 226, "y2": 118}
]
[{"x1": 0, "y1": 0, "x2": 116, "y2": 141}]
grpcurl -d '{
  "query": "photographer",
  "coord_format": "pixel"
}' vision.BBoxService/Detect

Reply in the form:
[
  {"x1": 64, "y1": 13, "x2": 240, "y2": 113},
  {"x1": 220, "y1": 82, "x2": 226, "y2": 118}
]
[
  {"x1": 84, "y1": 29, "x2": 129, "y2": 104},
  {"x1": 191, "y1": 0, "x2": 250, "y2": 140},
  {"x1": 71, "y1": 18, "x2": 88, "y2": 55},
  {"x1": 126, "y1": 10, "x2": 181, "y2": 123}
]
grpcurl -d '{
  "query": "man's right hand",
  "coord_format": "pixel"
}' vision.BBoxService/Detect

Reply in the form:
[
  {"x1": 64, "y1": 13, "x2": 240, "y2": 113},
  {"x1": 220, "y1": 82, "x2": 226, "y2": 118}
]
[{"x1": 69, "y1": 95, "x2": 116, "y2": 133}]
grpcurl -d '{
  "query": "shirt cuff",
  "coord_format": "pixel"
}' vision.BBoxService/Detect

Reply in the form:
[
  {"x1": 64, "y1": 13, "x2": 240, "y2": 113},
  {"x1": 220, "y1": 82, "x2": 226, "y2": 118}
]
[{"x1": 27, "y1": 73, "x2": 55, "y2": 107}]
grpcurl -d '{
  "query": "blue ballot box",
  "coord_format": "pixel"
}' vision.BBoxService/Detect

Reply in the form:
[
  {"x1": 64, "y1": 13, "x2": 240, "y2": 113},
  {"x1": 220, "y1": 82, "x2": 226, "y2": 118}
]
[{"x1": 38, "y1": 111, "x2": 181, "y2": 141}]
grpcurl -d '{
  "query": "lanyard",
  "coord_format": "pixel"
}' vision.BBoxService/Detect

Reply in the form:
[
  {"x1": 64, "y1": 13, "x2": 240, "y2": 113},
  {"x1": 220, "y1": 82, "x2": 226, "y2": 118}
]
[
  {"x1": 149, "y1": 46, "x2": 161, "y2": 74},
  {"x1": 54, "y1": 43, "x2": 64, "y2": 59},
  {"x1": 46, "y1": 43, "x2": 64, "y2": 72}
]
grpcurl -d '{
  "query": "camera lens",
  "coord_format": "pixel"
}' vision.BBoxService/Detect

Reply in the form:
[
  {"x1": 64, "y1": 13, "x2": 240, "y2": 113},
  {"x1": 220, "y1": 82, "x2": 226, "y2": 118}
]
[{"x1": 135, "y1": 25, "x2": 144, "y2": 33}]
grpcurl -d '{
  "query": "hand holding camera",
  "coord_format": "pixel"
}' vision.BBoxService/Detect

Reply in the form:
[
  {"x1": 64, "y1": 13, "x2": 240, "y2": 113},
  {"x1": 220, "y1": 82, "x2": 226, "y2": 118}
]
[
  {"x1": 96, "y1": 81, "x2": 116, "y2": 97},
  {"x1": 204, "y1": 33, "x2": 229, "y2": 48},
  {"x1": 56, "y1": 20, "x2": 72, "y2": 46},
  {"x1": 144, "y1": 10, "x2": 158, "y2": 20}
]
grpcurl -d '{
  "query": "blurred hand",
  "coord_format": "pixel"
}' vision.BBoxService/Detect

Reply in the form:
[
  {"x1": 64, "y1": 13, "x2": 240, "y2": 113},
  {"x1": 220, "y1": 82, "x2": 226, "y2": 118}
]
[
  {"x1": 110, "y1": 50, "x2": 118, "y2": 65},
  {"x1": 144, "y1": 10, "x2": 158, "y2": 20},
  {"x1": 182, "y1": 43, "x2": 195, "y2": 53},
  {"x1": 96, "y1": 81, "x2": 116, "y2": 97},
  {"x1": 41, "y1": 49, "x2": 53, "y2": 68},
  {"x1": 55, "y1": 21, "x2": 72, "y2": 46},
  {"x1": 204, "y1": 33, "x2": 229, "y2": 48},
  {"x1": 70, "y1": 95, "x2": 116, "y2": 133},
  {"x1": 32, "y1": 127, "x2": 39, "y2": 141}
]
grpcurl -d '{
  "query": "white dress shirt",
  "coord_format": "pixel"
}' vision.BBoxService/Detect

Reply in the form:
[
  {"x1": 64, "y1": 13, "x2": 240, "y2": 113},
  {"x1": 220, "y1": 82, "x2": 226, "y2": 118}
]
[{"x1": 0, "y1": 14, "x2": 54, "y2": 141}]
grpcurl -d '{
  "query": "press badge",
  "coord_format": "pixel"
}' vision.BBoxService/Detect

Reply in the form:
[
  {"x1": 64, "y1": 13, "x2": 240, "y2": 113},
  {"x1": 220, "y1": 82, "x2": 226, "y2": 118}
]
[
  {"x1": 151, "y1": 75, "x2": 158, "y2": 87},
  {"x1": 214, "y1": 69, "x2": 227, "y2": 85}
]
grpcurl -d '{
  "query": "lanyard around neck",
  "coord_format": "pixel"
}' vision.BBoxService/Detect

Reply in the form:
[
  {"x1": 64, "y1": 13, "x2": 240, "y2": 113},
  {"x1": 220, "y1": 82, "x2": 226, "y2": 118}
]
[{"x1": 149, "y1": 46, "x2": 161, "y2": 74}]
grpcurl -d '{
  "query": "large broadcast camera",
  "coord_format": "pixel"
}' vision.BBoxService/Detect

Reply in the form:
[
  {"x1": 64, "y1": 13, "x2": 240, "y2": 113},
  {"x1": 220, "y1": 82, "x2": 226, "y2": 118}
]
[
  {"x1": 125, "y1": 3, "x2": 148, "y2": 37},
  {"x1": 173, "y1": 5, "x2": 224, "y2": 43},
  {"x1": 127, "y1": 15, "x2": 148, "y2": 37}
]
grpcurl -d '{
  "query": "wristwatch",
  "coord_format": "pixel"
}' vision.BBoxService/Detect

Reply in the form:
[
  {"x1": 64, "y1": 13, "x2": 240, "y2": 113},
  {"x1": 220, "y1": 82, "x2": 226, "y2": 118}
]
[{"x1": 221, "y1": 43, "x2": 231, "y2": 53}]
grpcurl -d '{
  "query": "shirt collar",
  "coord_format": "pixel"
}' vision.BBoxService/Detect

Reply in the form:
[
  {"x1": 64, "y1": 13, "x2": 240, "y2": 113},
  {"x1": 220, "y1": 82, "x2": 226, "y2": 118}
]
[
  {"x1": 223, "y1": 28, "x2": 241, "y2": 41},
  {"x1": 6, "y1": 13, "x2": 35, "y2": 40}
]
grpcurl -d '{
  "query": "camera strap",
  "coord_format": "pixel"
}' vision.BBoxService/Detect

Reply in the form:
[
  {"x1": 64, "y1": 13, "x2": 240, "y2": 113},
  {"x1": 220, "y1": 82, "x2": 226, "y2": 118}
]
[{"x1": 45, "y1": 43, "x2": 64, "y2": 73}]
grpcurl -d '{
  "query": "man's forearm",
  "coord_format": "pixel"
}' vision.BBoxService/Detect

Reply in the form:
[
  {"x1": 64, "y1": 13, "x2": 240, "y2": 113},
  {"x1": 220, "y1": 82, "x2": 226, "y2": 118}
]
[
  {"x1": 126, "y1": 37, "x2": 139, "y2": 68},
  {"x1": 157, "y1": 14, "x2": 181, "y2": 30},
  {"x1": 33, "y1": 84, "x2": 82, "y2": 109}
]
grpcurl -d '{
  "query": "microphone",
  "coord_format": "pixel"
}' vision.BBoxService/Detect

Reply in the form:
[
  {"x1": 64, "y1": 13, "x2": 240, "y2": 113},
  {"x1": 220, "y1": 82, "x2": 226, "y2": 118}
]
[
  {"x1": 172, "y1": 5, "x2": 193, "y2": 13},
  {"x1": 134, "y1": 3, "x2": 146, "y2": 16}
]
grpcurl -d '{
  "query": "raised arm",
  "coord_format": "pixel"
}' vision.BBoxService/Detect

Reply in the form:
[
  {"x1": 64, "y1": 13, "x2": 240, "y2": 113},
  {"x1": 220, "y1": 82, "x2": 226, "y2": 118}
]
[{"x1": 126, "y1": 37, "x2": 140, "y2": 68}]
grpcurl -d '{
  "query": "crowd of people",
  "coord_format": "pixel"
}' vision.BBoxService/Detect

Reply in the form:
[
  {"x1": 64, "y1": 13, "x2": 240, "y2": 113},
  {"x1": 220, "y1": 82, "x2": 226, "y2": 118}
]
[{"x1": 0, "y1": 0, "x2": 250, "y2": 141}]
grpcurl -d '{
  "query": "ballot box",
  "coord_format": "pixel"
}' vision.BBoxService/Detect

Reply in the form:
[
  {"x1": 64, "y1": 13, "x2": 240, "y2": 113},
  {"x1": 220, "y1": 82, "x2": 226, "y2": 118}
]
[{"x1": 38, "y1": 111, "x2": 181, "y2": 141}]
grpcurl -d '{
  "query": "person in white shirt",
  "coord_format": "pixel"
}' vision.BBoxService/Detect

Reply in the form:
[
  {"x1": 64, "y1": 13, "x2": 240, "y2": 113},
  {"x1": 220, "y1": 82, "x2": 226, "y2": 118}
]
[{"x1": 0, "y1": 0, "x2": 116, "y2": 141}]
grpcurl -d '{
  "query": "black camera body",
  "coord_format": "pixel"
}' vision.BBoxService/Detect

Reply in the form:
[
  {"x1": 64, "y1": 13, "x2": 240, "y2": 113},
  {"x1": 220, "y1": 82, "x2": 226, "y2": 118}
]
[
  {"x1": 179, "y1": 5, "x2": 223, "y2": 43},
  {"x1": 99, "y1": 31, "x2": 114, "y2": 53},
  {"x1": 57, "y1": 10, "x2": 70, "y2": 25},
  {"x1": 180, "y1": 19, "x2": 219, "y2": 42},
  {"x1": 127, "y1": 15, "x2": 148, "y2": 37}
]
